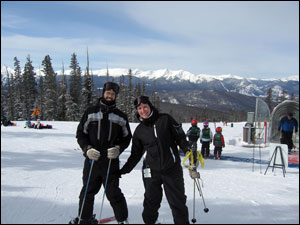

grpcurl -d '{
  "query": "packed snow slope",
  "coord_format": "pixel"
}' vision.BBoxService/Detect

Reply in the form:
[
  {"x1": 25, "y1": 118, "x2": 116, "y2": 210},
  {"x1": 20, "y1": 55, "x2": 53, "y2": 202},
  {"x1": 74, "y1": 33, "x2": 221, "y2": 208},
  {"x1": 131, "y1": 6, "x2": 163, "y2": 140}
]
[{"x1": 1, "y1": 121, "x2": 299, "y2": 224}]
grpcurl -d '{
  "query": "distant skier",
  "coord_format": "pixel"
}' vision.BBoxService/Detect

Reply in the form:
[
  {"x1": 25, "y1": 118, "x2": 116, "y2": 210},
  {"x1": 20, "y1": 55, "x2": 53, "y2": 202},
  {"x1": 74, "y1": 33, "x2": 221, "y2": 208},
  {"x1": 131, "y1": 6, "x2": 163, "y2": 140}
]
[
  {"x1": 213, "y1": 127, "x2": 225, "y2": 159},
  {"x1": 278, "y1": 112, "x2": 298, "y2": 153},
  {"x1": 200, "y1": 121, "x2": 213, "y2": 159},
  {"x1": 32, "y1": 107, "x2": 40, "y2": 120},
  {"x1": 186, "y1": 119, "x2": 200, "y2": 160},
  {"x1": 119, "y1": 96, "x2": 190, "y2": 224}
]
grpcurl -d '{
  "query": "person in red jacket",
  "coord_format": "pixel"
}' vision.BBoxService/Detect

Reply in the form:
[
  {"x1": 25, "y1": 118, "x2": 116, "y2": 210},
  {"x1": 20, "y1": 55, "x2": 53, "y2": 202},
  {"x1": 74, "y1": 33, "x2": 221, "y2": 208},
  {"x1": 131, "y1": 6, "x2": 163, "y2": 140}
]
[{"x1": 213, "y1": 127, "x2": 225, "y2": 159}]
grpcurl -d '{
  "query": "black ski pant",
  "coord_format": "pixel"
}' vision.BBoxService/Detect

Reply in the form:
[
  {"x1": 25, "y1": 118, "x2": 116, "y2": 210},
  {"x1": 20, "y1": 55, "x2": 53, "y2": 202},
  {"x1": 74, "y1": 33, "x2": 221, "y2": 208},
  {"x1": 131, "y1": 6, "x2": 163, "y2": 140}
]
[
  {"x1": 214, "y1": 147, "x2": 223, "y2": 158},
  {"x1": 142, "y1": 163, "x2": 189, "y2": 224},
  {"x1": 78, "y1": 158, "x2": 128, "y2": 222},
  {"x1": 201, "y1": 142, "x2": 210, "y2": 158},
  {"x1": 280, "y1": 131, "x2": 294, "y2": 151}
]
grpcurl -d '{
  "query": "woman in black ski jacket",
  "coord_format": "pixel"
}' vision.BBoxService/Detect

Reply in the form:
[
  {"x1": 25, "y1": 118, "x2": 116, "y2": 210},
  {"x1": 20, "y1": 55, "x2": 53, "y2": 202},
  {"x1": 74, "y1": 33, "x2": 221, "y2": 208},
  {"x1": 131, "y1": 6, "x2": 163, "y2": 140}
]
[{"x1": 120, "y1": 96, "x2": 190, "y2": 224}]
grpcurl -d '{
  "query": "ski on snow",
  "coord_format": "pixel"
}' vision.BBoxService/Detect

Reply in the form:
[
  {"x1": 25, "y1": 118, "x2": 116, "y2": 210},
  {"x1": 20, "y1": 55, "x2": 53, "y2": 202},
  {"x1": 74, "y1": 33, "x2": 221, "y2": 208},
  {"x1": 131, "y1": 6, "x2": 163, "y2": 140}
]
[{"x1": 98, "y1": 216, "x2": 116, "y2": 224}]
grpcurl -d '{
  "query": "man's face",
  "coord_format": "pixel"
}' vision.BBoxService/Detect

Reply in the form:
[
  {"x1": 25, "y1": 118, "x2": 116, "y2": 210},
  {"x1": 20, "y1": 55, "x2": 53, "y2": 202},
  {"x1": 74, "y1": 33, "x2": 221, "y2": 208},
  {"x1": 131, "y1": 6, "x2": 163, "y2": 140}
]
[
  {"x1": 288, "y1": 115, "x2": 292, "y2": 120},
  {"x1": 103, "y1": 89, "x2": 116, "y2": 102},
  {"x1": 137, "y1": 103, "x2": 151, "y2": 119}
]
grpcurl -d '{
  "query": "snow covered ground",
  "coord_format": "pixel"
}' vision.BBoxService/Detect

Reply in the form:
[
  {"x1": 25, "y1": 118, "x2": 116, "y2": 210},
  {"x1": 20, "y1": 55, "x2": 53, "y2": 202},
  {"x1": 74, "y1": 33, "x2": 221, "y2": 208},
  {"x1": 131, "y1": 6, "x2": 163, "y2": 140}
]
[{"x1": 1, "y1": 121, "x2": 299, "y2": 224}]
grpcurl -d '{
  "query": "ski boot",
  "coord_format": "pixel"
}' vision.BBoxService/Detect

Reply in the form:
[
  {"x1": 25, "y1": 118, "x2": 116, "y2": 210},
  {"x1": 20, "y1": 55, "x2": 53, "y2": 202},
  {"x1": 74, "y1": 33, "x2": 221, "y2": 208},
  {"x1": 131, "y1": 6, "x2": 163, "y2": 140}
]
[{"x1": 69, "y1": 214, "x2": 98, "y2": 224}]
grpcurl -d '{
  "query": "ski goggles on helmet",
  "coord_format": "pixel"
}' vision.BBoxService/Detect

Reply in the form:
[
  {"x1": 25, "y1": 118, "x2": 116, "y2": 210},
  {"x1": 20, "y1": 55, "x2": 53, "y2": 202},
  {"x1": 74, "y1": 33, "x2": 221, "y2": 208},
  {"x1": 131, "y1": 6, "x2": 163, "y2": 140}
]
[{"x1": 103, "y1": 82, "x2": 120, "y2": 95}]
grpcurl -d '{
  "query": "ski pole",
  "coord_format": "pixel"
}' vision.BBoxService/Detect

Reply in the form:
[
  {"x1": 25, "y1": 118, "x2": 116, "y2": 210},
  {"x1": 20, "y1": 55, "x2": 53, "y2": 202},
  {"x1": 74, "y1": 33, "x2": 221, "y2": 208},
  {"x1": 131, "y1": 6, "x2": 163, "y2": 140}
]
[
  {"x1": 195, "y1": 178, "x2": 209, "y2": 213},
  {"x1": 98, "y1": 159, "x2": 112, "y2": 223},
  {"x1": 191, "y1": 178, "x2": 196, "y2": 224},
  {"x1": 78, "y1": 159, "x2": 95, "y2": 224}
]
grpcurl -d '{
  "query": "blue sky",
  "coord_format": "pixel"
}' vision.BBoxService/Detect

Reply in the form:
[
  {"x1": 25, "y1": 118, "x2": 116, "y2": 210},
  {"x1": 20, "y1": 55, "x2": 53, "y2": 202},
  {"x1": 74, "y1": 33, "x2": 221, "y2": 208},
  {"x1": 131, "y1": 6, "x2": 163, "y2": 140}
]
[{"x1": 1, "y1": 1, "x2": 299, "y2": 79}]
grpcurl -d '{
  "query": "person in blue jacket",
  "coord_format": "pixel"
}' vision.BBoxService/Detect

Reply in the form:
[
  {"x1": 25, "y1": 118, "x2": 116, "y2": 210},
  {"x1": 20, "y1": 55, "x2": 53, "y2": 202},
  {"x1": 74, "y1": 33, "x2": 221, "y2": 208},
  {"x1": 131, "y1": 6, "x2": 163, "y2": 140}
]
[{"x1": 278, "y1": 112, "x2": 298, "y2": 153}]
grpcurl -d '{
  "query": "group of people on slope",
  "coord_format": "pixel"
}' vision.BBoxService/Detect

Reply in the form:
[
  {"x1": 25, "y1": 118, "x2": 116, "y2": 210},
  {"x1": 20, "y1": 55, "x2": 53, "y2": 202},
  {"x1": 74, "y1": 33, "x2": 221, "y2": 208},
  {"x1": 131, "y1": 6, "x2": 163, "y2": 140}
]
[
  {"x1": 24, "y1": 119, "x2": 52, "y2": 129},
  {"x1": 187, "y1": 120, "x2": 225, "y2": 160},
  {"x1": 69, "y1": 81, "x2": 298, "y2": 224}
]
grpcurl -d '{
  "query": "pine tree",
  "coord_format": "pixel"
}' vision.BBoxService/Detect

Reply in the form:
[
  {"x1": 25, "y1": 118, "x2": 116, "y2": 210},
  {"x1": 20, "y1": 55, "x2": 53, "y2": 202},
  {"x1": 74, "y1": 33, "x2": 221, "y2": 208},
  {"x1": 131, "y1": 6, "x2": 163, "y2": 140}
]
[
  {"x1": 1, "y1": 73, "x2": 8, "y2": 120},
  {"x1": 280, "y1": 89, "x2": 287, "y2": 103},
  {"x1": 22, "y1": 55, "x2": 37, "y2": 120},
  {"x1": 5, "y1": 66, "x2": 15, "y2": 120},
  {"x1": 68, "y1": 53, "x2": 82, "y2": 121},
  {"x1": 117, "y1": 75, "x2": 126, "y2": 113},
  {"x1": 13, "y1": 57, "x2": 24, "y2": 120},
  {"x1": 57, "y1": 62, "x2": 67, "y2": 121},
  {"x1": 38, "y1": 74, "x2": 45, "y2": 120},
  {"x1": 82, "y1": 48, "x2": 94, "y2": 112},
  {"x1": 127, "y1": 69, "x2": 135, "y2": 121},
  {"x1": 42, "y1": 55, "x2": 58, "y2": 120},
  {"x1": 265, "y1": 88, "x2": 273, "y2": 112}
]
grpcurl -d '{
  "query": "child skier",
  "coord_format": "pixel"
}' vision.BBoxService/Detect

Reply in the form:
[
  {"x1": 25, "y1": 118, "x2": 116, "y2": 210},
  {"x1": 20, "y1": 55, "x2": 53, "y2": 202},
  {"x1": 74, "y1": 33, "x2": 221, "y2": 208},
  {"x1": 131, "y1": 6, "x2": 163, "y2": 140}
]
[
  {"x1": 187, "y1": 120, "x2": 201, "y2": 151},
  {"x1": 200, "y1": 121, "x2": 213, "y2": 159},
  {"x1": 213, "y1": 127, "x2": 225, "y2": 159}
]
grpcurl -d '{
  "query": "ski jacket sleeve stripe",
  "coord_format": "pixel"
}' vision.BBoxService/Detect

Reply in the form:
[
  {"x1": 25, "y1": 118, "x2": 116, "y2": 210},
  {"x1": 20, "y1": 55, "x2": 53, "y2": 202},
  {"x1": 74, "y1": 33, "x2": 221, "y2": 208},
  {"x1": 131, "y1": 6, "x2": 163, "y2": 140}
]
[{"x1": 83, "y1": 112, "x2": 103, "y2": 134}]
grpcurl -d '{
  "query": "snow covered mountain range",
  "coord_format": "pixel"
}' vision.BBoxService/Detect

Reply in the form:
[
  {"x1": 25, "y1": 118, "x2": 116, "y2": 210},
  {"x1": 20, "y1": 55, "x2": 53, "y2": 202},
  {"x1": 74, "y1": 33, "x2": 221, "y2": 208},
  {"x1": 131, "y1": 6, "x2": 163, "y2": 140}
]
[
  {"x1": 64, "y1": 68, "x2": 299, "y2": 98},
  {"x1": 2, "y1": 66, "x2": 299, "y2": 111}
]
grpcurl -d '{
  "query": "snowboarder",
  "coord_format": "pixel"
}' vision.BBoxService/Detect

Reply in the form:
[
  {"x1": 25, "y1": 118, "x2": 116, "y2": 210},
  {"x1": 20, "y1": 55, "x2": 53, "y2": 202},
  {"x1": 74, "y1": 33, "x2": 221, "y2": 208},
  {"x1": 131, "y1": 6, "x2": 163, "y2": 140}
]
[
  {"x1": 278, "y1": 112, "x2": 298, "y2": 153},
  {"x1": 200, "y1": 121, "x2": 213, "y2": 159},
  {"x1": 70, "y1": 82, "x2": 132, "y2": 224},
  {"x1": 186, "y1": 119, "x2": 201, "y2": 160},
  {"x1": 119, "y1": 96, "x2": 190, "y2": 224},
  {"x1": 213, "y1": 127, "x2": 225, "y2": 159}
]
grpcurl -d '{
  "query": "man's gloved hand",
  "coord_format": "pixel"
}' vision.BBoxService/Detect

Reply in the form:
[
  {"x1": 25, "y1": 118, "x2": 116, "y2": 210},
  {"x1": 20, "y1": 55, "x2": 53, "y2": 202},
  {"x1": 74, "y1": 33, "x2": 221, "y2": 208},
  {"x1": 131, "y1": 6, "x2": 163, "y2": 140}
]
[
  {"x1": 189, "y1": 168, "x2": 200, "y2": 179},
  {"x1": 107, "y1": 146, "x2": 120, "y2": 159},
  {"x1": 87, "y1": 148, "x2": 101, "y2": 161}
]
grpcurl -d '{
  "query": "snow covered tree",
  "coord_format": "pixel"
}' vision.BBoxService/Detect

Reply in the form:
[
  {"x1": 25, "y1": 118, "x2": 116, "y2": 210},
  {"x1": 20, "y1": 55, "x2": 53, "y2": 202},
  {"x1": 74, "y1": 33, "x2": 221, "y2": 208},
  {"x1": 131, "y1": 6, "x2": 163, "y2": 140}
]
[
  {"x1": 5, "y1": 66, "x2": 15, "y2": 120},
  {"x1": 57, "y1": 62, "x2": 67, "y2": 121},
  {"x1": 13, "y1": 57, "x2": 24, "y2": 120},
  {"x1": 126, "y1": 69, "x2": 136, "y2": 121},
  {"x1": 42, "y1": 55, "x2": 58, "y2": 120},
  {"x1": 81, "y1": 48, "x2": 94, "y2": 113},
  {"x1": 68, "y1": 53, "x2": 82, "y2": 121},
  {"x1": 265, "y1": 88, "x2": 273, "y2": 112},
  {"x1": 22, "y1": 55, "x2": 37, "y2": 120},
  {"x1": 65, "y1": 92, "x2": 78, "y2": 121},
  {"x1": 38, "y1": 74, "x2": 45, "y2": 120},
  {"x1": 1, "y1": 74, "x2": 7, "y2": 120}
]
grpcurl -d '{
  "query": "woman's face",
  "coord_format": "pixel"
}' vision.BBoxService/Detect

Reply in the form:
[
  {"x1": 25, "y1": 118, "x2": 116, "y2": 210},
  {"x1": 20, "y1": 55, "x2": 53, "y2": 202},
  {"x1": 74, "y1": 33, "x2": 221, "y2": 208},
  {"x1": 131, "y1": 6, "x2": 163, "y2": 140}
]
[{"x1": 137, "y1": 103, "x2": 151, "y2": 119}]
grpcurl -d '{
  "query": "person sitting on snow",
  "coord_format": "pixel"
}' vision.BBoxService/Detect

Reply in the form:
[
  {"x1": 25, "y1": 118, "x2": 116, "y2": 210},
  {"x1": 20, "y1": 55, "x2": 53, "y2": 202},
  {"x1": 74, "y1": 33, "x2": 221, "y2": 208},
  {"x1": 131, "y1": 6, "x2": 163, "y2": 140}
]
[
  {"x1": 24, "y1": 120, "x2": 35, "y2": 128},
  {"x1": 2, "y1": 117, "x2": 15, "y2": 126},
  {"x1": 33, "y1": 119, "x2": 53, "y2": 129}
]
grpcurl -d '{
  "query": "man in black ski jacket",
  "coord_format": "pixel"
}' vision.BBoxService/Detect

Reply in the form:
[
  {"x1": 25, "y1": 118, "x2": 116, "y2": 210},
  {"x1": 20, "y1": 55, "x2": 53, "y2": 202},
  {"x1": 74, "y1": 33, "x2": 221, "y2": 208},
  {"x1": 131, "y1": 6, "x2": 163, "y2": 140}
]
[
  {"x1": 70, "y1": 82, "x2": 132, "y2": 224},
  {"x1": 120, "y1": 96, "x2": 191, "y2": 224}
]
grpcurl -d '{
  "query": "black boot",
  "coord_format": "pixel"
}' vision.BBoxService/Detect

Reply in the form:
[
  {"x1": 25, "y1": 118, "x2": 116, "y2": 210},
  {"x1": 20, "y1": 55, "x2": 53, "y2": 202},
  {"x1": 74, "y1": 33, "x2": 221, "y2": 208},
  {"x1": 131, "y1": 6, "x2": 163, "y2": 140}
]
[{"x1": 69, "y1": 214, "x2": 98, "y2": 224}]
